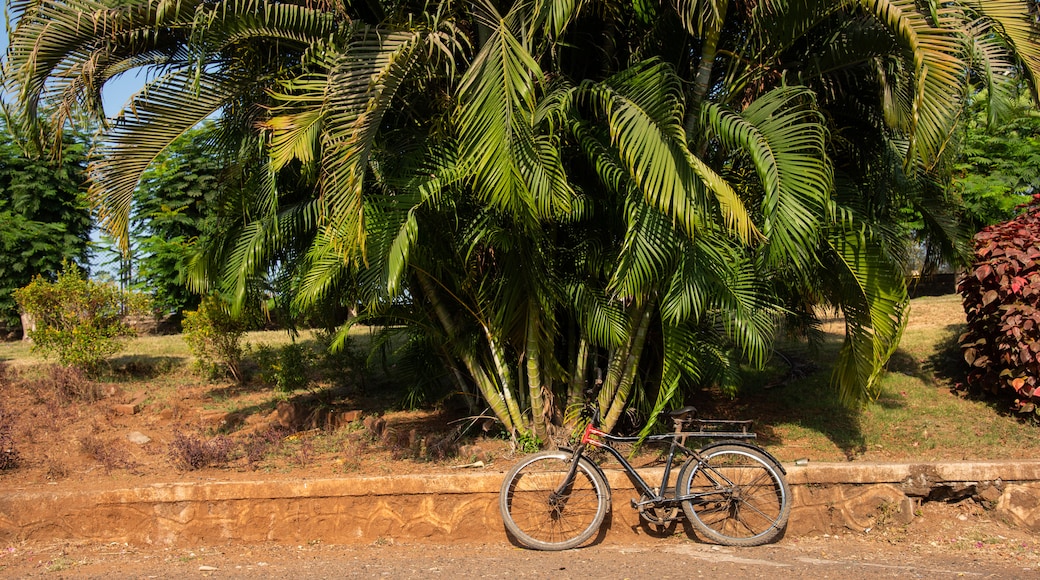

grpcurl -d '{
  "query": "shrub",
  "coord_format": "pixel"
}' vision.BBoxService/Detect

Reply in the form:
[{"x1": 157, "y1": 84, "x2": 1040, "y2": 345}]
[
  {"x1": 79, "y1": 434, "x2": 133, "y2": 472},
  {"x1": 958, "y1": 194, "x2": 1040, "y2": 414},
  {"x1": 313, "y1": 330, "x2": 366, "y2": 389},
  {"x1": 182, "y1": 295, "x2": 245, "y2": 381},
  {"x1": 167, "y1": 431, "x2": 236, "y2": 470},
  {"x1": 13, "y1": 262, "x2": 147, "y2": 374},
  {"x1": 251, "y1": 342, "x2": 313, "y2": 392},
  {"x1": 243, "y1": 426, "x2": 290, "y2": 469}
]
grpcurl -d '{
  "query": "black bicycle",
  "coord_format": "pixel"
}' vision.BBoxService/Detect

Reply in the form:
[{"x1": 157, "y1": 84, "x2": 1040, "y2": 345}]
[{"x1": 498, "y1": 406, "x2": 791, "y2": 551}]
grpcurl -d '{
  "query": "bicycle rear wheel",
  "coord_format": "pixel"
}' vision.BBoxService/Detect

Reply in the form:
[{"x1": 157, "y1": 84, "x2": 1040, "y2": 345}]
[
  {"x1": 677, "y1": 443, "x2": 790, "y2": 547},
  {"x1": 499, "y1": 450, "x2": 610, "y2": 551}
]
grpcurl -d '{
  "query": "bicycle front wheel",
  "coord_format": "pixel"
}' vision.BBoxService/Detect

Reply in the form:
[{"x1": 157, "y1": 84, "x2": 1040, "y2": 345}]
[
  {"x1": 499, "y1": 450, "x2": 611, "y2": 551},
  {"x1": 678, "y1": 443, "x2": 790, "y2": 547}
]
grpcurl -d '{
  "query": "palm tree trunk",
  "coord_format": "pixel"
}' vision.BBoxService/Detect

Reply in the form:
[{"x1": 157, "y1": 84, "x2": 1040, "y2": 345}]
[
  {"x1": 566, "y1": 336, "x2": 590, "y2": 425},
  {"x1": 482, "y1": 322, "x2": 528, "y2": 433},
  {"x1": 597, "y1": 300, "x2": 649, "y2": 423},
  {"x1": 417, "y1": 271, "x2": 517, "y2": 433},
  {"x1": 525, "y1": 301, "x2": 547, "y2": 440},
  {"x1": 597, "y1": 341, "x2": 630, "y2": 419},
  {"x1": 685, "y1": 0, "x2": 729, "y2": 143},
  {"x1": 442, "y1": 349, "x2": 478, "y2": 413},
  {"x1": 602, "y1": 302, "x2": 654, "y2": 433}
]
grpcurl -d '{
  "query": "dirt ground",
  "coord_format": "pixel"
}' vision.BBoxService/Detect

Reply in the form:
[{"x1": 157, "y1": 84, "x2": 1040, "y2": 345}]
[
  {"x1": 0, "y1": 362, "x2": 518, "y2": 496},
  {"x1": 2, "y1": 345, "x2": 1040, "y2": 577},
  {"x1": 0, "y1": 501, "x2": 1037, "y2": 578}
]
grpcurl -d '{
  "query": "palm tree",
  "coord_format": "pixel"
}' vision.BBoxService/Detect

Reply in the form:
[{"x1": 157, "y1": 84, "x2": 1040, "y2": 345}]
[{"x1": 6, "y1": 0, "x2": 1040, "y2": 441}]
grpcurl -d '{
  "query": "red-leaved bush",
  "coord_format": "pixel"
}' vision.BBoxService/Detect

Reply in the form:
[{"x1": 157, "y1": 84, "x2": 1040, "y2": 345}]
[{"x1": 959, "y1": 194, "x2": 1040, "y2": 413}]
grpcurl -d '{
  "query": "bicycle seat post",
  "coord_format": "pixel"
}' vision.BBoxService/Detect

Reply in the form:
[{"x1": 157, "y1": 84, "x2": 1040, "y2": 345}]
[{"x1": 673, "y1": 417, "x2": 687, "y2": 447}]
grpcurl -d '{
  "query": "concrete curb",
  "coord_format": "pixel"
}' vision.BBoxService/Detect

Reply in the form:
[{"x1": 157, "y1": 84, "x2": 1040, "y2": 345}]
[
  {"x1": 787, "y1": 460, "x2": 1040, "y2": 486},
  {"x1": 2, "y1": 461, "x2": 1039, "y2": 546}
]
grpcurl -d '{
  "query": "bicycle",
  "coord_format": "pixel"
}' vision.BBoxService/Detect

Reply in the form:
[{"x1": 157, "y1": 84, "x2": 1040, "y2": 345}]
[{"x1": 498, "y1": 406, "x2": 791, "y2": 551}]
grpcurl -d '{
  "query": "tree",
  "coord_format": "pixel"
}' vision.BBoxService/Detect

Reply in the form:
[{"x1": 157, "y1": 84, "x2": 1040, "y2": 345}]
[
  {"x1": 133, "y1": 123, "x2": 226, "y2": 318},
  {"x1": 0, "y1": 112, "x2": 91, "y2": 335},
  {"x1": 953, "y1": 93, "x2": 1040, "y2": 229},
  {"x1": 7, "y1": 0, "x2": 1040, "y2": 441}
]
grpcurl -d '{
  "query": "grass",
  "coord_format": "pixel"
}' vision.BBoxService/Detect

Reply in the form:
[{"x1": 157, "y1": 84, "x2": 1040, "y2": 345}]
[
  {"x1": 2, "y1": 295, "x2": 1038, "y2": 464},
  {"x1": 744, "y1": 294, "x2": 1040, "y2": 463}
]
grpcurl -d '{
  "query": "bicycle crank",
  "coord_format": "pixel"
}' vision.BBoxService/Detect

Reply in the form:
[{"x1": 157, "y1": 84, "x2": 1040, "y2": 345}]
[{"x1": 635, "y1": 492, "x2": 680, "y2": 527}]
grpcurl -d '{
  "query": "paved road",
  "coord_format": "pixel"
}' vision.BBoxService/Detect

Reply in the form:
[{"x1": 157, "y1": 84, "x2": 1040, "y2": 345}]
[{"x1": 2, "y1": 535, "x2": 1037, "y2": 579}]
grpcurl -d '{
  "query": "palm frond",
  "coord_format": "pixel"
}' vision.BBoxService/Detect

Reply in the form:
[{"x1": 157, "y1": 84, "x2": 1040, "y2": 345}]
[
  {"x1": 457, "y1": 4, "x2": 575, "y2": 222},
  {"x1": 319, "y1": 27, "x2": 424, "y2": 260},
  {"x1": 90, "y1": 69, "x2": 230, "y2": 248},
  {"x1": 609, "y1": 199, "x2": 677, "y2": 298},
  {"x1": 965, "y1": 18, "x2": 1019, "y2": 127},
  {"x1": 823, "y1": 227, "x2": 908, "y2": 405},
  {"x1": 531, "y1": 0, "x2": 587, "y2": 39},
  {"x1": 861, "y1": 0, "x2": 970, "y2": 167},
  {"x1": 673, "y1": 0, "x2": 725, "y2": 37},
  {"x1": 265, "y1": 71, "x2": 330, "y2": 173},
  {"x1": 970, "y1": 0, "x2": 1040, "y2": 103},
  {"x1": 575, "y1": 60, "x2": 710, "y2": 239},
  {"x1": 703, "y1": 86, "x2": 832, "y2": 265}
]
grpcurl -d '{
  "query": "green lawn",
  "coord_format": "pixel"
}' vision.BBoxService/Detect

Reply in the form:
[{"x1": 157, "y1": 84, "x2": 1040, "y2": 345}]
[{"x1": 746, "y1": 295, "x2": 1040, "y2": 462}]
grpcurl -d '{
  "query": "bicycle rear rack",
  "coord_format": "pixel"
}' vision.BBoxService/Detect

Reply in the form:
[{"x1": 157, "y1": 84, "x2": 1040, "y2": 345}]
[{"x1": 680, "y1": 419, "x2": 756, "y2": 439}]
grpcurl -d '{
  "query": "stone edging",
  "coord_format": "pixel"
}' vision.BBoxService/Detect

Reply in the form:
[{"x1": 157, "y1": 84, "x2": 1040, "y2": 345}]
[{"x1": 1, "y1": 461, "x2": 1038, "y2": 546}]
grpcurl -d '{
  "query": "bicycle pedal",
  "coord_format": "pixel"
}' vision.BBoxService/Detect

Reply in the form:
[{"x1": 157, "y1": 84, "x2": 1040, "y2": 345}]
[{"x1": 629, "y1": 498, "x2": 638, "y2": 509}]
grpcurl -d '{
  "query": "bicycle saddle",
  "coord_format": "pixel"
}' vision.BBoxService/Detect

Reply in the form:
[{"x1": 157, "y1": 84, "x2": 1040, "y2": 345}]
[{"x1": 661, "y1": 406, "x2": 697, "y2": 421}]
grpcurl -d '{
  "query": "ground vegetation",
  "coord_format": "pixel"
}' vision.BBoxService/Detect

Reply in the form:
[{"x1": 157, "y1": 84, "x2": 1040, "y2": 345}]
[{"x1": 6, "y1": 0, "x2": 1040, "y2": 444}]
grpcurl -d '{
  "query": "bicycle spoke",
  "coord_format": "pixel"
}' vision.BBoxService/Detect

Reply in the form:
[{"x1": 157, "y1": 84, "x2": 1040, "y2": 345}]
[
  {"x1": 732, "y1": 498, "x2": 782, "y2": 530},
  {"x1": 500, "y1": 451, "x2": 610, "y2": 550},
  {"x1": 680, "y1": 445, "x2": 790, "y2": 546}
]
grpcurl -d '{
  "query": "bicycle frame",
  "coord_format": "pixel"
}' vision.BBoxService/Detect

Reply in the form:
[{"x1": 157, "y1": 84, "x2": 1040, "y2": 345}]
[
  {"x1": 502, "y1": 412, "x2": 792, "y2": 550},
  {"x1": 571, "y1": 421, "x2": 763, "y2": 509}
]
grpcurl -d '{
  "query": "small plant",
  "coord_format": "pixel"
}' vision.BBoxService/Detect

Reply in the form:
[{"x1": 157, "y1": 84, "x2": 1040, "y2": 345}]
[
  {"x1": 0, "y1": 404, "x2": 19, "y2": 470},
  {"x1": 32, "y1": 364, "x2": 103, "y2": 403},
  {"x1": 79, "y1": 435, "x2": 133, "y2": 473},
  {"x1": 13, "y1": 261, "x2": 149, "y2": 375},
  {"x1": 515, "y1": 430, "x2": 541, "y2": 454},
  {"x1": 287, "y1": 437, "x2": 315, "y2": 467},
  {"x1": 46, "y1": 556, "x2": 73, "y2": 573},
  {"x1": 45, "y1": 458, "x2": 69, "y2": 480},
  {"x1": 182, "y1": 295, "x2": 245, "y2": 381},
  {"x1": 243, "y1": 426, "x2": 290, "y2": 469},
  {"x1": 167, "y1": 431, "x2": 236, "y2": 470},
  {"x1": 959, "y1": 194, "x2": 1040, "y2": 414}
]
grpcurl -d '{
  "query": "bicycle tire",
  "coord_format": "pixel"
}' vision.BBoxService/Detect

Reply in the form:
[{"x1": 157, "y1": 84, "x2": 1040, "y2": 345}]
[
  {"x1": 499, "y1": 450, "x2": 611, "y2": 551},
  {"x1": 677, "y1": 443, "x2": 791, "y2": 547}
]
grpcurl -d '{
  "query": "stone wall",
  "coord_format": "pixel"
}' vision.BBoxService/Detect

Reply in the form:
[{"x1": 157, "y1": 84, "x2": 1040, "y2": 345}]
[{"x1": 2, "y1": 461, "x2": 1039, "y2": 546}]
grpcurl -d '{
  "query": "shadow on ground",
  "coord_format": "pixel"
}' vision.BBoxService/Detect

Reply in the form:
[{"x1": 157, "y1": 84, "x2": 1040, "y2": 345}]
[
  {"x1": 926, "y1": 323, "x2": 1023, "y2": 420},
  {"x1": 691, "y1": 341, "x2": 871, "y2": 460}
]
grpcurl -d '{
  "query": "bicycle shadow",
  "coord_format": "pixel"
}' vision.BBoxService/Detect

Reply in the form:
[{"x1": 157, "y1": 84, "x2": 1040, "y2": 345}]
[
  {"x1": 500, "y1": 510, "x2": 613, "y2": 550},
  {"x1": 672, "y1": 519, "x2": 788, "y2": 545},
  {"x1": 617, "y1": 474, "x2": 790, "y2": 545}
]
